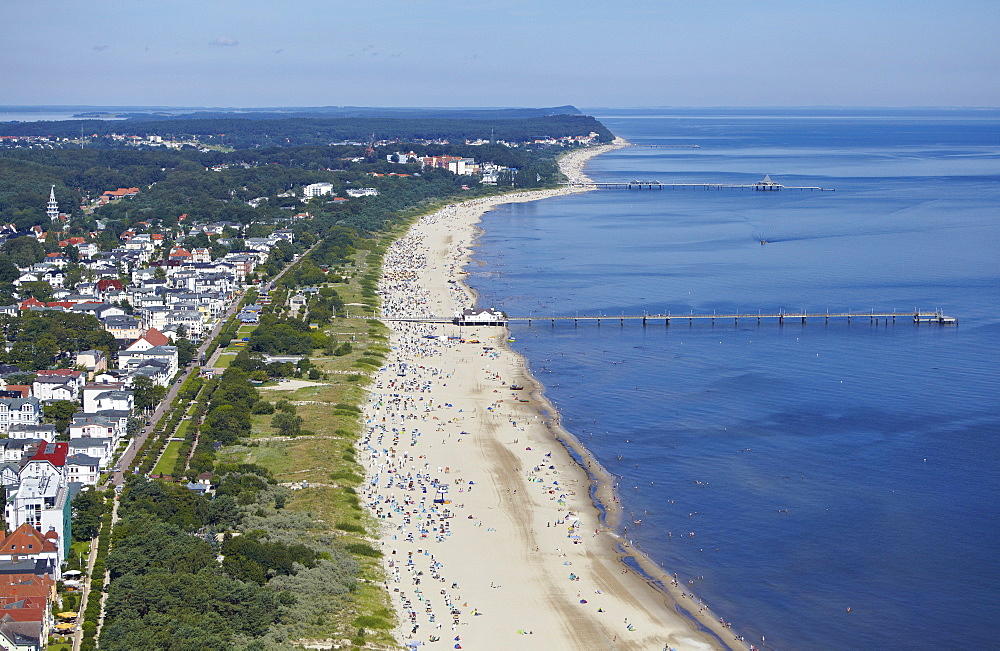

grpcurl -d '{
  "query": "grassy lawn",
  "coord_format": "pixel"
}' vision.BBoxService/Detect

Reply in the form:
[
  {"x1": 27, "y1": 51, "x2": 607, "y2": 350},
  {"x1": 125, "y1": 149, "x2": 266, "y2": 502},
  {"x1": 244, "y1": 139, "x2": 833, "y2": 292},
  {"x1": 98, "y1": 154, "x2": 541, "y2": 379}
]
[
  {"x1": 152, "y1": 440, "x2": 184, "y2": 475},
  {"x1": 214, "y1": 352, "x2": 236, "y2": 368},
  {"x1": 68, "y1": 540, "x2": 90, "y2": 569},
  {"x1": 212, "y1": 239, "x2": 417, "y2": 648}
]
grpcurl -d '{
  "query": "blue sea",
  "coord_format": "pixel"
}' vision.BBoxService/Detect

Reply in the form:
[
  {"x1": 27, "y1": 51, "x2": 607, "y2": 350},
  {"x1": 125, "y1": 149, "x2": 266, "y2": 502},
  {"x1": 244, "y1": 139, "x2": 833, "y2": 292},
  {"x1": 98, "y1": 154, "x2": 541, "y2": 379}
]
[{"x1": 466, "y1": 108, "x2": 1000, "y2": 650}]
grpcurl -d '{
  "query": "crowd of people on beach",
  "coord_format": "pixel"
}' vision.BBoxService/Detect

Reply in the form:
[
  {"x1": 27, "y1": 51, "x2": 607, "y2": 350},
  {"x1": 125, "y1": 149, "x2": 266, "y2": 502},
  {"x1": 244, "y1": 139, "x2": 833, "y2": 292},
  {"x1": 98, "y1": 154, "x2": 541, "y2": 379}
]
[
  {"x1": 355, "y1": 143, "x2": 750, "y2": 649},
  {"x1": 358, "y1": 203, "x2": 622, "y2": 646}
]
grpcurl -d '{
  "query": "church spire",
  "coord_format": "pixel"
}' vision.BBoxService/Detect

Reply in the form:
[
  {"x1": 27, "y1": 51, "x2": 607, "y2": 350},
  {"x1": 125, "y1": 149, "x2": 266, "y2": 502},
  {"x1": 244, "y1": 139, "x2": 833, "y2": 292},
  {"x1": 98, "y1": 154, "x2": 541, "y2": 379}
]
[{"x1": 46, "y1": 185, "x2": 59, "y2": 221}]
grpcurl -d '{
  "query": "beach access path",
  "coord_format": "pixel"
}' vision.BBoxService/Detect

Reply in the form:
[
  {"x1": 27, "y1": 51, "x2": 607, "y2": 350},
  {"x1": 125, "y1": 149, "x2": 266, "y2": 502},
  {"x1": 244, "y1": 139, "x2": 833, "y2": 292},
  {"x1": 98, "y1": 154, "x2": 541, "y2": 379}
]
[{"x1": 360, "y1": 142, "x2": 743, "y2": 650}]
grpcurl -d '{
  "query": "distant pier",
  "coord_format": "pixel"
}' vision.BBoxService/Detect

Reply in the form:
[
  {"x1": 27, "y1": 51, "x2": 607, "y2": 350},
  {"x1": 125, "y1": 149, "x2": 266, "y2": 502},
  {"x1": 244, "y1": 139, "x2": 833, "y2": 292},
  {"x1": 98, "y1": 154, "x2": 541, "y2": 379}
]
[
  {"x1": 564, "y1": 175, "x2": 835, "y2": 192},
  {"x1": 629, "y1": 144, "x2": 702, "y2": 149}
]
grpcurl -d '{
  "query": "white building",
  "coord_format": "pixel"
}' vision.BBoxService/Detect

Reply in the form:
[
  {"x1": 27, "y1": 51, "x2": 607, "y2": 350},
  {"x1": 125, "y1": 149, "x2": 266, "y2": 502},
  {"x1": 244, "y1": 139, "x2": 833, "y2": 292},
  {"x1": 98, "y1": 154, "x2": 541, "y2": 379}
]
[
  {"x1": 6, "y1": 424, "x2": 56, "y2": 443},
  {"x1": 65, "y1": 453, "x2": 102, "y2": 485},
  {"x1": 81, "y1": 386, "x2": 134, "y2": 414},
  {"x1": 67, "y1": 437, "x2": 114, "y2": 470},
  {"x1": 4, "y1": 442, "x2": 72, "y2": 560},
  {"x1": 31, "y1": 377, "x2": 78, "y2": 402},
  {"x1": 303, "y1": 182, "x2": 334, "y2": 198},
  {"x1": 0, "y1": 398, "x2": 42, "y2": 434}
]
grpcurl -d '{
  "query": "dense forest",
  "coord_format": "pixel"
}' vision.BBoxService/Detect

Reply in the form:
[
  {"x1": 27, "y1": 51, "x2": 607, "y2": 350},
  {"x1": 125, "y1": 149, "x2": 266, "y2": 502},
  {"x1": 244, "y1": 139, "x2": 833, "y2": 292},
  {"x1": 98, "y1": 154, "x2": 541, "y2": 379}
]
[
  {"x1": 0, "y1": 113, "x2": 613, "y2": 149},
  {"x1": 0, "y1": 138, "x2": 570, "y2": 231},
  {"x1": 0, "y1": 311, "x2": 116, "y2": 370},
  {"x1": 81, "y1": 104, "x2": 582, "y2": 120},
  {"x1": 100, "y1": 472, "x2": 363, "y2": 650}
]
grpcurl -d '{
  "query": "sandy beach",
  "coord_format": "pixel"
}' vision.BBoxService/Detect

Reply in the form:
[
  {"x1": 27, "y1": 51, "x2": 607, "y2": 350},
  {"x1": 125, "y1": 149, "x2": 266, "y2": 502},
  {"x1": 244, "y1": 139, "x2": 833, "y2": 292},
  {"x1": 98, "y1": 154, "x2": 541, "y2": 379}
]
[{"x1": 360, "y1": 141, "x2": 746, "y2": 650}]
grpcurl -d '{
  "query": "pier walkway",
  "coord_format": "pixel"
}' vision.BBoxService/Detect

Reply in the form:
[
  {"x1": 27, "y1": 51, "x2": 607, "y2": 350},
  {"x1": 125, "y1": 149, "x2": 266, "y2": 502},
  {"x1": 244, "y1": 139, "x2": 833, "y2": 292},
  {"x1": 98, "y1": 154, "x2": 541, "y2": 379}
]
[
  {"x1": 563, "y1": 175, "x2": 835, "y2": 191},
  {"x1": 504, "y1": 309, "x2": 956, "y2": 326},
  {"x1": 362, "y1": 309, "x2": 957, "y2": 327}
]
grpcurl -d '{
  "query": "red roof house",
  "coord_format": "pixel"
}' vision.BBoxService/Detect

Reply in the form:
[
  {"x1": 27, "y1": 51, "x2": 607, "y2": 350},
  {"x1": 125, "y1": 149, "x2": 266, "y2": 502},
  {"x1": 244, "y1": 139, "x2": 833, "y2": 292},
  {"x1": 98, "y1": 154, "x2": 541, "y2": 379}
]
[{"x1": 18, "y1": 298, "x2": 45, "y2": 311}]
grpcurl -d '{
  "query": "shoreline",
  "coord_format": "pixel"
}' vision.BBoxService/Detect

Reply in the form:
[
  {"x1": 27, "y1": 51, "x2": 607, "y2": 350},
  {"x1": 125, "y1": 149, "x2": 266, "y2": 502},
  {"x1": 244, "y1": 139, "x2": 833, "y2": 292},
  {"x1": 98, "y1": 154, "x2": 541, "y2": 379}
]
[{"x1": 361, "y1": 140, "x2": 747, "y2": 649}]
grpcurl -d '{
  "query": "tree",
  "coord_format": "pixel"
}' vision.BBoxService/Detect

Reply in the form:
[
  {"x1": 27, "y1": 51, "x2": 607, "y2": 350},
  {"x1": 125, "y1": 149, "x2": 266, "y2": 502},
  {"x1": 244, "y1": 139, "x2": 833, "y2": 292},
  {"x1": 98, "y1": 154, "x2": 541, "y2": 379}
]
[
  {"x1": 202, "y1": 405, "x2": 248, "y2": 444},
  {"x1": 127, "y1": 417, "x2": 144, "y2": 438},
  {"x1": 1, "y1": 237, "x2": 44, "y2": 267},
  {"x1": 64, "y1": 264, "x2": 84, "y2": 289},
  {"x1": 131, "y1": 375, "x2": 167, "y2": 411},
  {"x1": 271, "y1": 412, "x2": 302, "y2": 437},
  {"x1": 71, "y1": 489, "x2": 106, "y2": 541},
  {"x1": 3, "y1": 372, "x2": 36, "y2": 385},
  {"x1": 18, "y1": 280, "x2": 54, "y2": 302},
  {"x1": 0, "y1": 258, "x2": 18, "y2": 283},
  {"x1": 175, "y1": 338, "x2": 198, "y2": 366},
  {"x1": 43, "y1": 400, "x2": 78, "y2": 434}
]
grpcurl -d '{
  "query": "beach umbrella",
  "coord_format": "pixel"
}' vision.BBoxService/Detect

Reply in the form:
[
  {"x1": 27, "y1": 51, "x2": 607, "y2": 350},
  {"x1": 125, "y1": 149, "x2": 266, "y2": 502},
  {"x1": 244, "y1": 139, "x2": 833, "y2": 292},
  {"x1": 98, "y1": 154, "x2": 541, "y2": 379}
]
[{"x1": 56, "y1": 612, "x2": 78, "y2": 619}]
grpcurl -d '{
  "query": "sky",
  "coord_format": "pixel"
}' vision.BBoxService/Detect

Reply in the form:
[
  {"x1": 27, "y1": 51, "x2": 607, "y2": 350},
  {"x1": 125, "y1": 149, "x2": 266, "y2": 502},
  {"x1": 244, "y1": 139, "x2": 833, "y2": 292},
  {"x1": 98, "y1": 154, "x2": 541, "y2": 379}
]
[{"x1": 3, "y1": 0, "x2": 998, "y2": 108}]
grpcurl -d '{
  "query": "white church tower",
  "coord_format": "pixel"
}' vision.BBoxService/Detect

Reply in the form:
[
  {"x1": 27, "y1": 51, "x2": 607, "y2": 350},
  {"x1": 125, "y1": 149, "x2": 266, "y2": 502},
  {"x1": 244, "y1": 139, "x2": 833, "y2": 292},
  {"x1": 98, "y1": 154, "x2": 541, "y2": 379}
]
[{"x1": 46, "y1": 185, "x2": 59, "y2": 221}]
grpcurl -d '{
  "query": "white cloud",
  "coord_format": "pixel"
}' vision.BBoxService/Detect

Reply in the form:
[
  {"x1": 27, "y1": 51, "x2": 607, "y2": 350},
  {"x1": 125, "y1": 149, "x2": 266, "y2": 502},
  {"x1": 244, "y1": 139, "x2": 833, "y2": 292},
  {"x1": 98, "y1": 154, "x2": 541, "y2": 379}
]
[{"x1": 209, "y1": 37, "x2": 239, "y2": 47}]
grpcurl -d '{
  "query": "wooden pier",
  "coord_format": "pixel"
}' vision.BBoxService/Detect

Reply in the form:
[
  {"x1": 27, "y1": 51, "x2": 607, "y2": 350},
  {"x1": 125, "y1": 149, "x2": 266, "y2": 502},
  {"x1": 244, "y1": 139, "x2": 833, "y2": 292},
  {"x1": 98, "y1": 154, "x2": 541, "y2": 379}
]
[
  {"x1": 564, "y1": 175, "x2": 835, "y2": 192},
  {"x1": 629, "y1": 144, "x2": 702, "y2": 149},
  {"x1": 507, "y1": 309, "x2": 956, "y2": 326},
  {"x1": 369, "y1": 309, "x2": 957, "y2": 327}
]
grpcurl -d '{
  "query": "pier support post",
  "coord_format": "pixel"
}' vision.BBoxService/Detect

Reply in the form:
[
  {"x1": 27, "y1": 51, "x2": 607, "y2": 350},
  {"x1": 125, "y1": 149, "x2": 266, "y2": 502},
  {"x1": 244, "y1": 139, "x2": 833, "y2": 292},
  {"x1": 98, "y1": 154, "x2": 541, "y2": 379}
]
[{"x1": 643, "y1": 317, "x2": 647, "y2": 326}]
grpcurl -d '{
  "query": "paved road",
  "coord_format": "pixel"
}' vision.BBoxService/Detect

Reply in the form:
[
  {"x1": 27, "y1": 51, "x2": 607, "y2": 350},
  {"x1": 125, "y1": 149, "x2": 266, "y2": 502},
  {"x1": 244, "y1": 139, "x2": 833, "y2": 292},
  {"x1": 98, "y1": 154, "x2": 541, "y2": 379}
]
[
  {"x1": 109, "y1": 243, "x2": 318, "y2": 485},
  {"x1": 80, "y1": 243, "x2": 319, "y2": 651},
  {"x1": 109, "y1": 290, "x2": 245, "y2": 486}
]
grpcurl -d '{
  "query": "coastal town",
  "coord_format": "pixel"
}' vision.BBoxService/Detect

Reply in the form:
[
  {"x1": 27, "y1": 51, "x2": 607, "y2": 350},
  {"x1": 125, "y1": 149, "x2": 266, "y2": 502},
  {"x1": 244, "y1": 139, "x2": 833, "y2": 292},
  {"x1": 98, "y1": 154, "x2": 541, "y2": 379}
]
[
  {"x1": 0, "y1": 121, "x2": 731, "y2": 651},
  {"x1": 0, "y1": 182, "x2": 306, "y2": 648},
  {"x1": 3, "y1": 0, "x2": 994, "y2": 647}
]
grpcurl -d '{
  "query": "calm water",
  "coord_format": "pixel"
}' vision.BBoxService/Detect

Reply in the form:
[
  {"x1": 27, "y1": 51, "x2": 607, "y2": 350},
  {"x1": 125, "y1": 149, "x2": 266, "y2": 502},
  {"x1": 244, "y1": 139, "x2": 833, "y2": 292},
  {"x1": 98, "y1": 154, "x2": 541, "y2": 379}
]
[{"x1": 467, "y1": 109, "x2": 1000, "y2": 650}]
